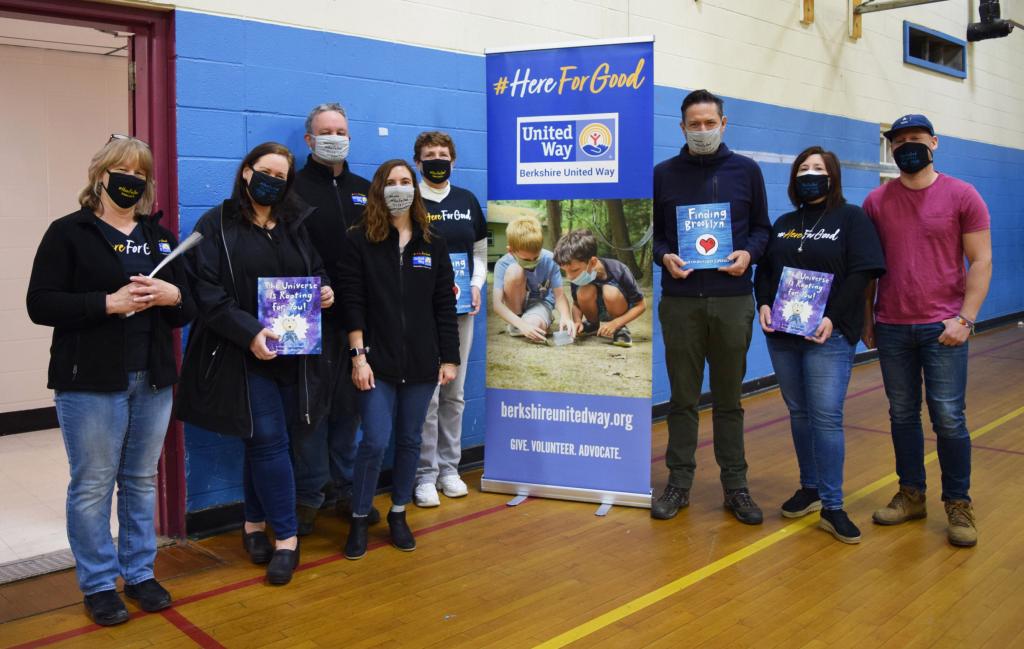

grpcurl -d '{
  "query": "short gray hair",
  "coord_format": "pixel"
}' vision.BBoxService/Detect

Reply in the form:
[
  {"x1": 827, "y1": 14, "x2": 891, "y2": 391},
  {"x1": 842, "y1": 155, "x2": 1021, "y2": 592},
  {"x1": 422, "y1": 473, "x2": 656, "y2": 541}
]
[{"x1": 305, "y1": 103, "x2": 348, "y2": 134}]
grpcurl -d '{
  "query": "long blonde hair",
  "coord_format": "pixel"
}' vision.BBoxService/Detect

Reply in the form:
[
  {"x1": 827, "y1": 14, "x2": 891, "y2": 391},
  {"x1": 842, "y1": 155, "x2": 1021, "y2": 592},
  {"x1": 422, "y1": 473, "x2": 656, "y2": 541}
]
[{"x1": 79, "y1": 137, "x2": 156, "y2": 215}]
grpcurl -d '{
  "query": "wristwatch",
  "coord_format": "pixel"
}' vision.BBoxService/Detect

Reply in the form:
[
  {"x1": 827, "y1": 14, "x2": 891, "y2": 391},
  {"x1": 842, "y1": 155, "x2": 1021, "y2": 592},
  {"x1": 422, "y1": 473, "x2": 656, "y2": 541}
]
[{"x1": 349, "y1": 346, "x2": 370, "y2": 357}]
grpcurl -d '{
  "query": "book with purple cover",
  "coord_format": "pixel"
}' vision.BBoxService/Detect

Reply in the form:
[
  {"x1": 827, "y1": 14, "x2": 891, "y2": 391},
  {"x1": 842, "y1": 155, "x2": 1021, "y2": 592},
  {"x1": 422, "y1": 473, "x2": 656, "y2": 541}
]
[
  {"x1": 770, "y1": 266, "x2": 834, "y2": 336},
  {"x1": 257, "y1": 276, "x2": 321, "y2": 355}
]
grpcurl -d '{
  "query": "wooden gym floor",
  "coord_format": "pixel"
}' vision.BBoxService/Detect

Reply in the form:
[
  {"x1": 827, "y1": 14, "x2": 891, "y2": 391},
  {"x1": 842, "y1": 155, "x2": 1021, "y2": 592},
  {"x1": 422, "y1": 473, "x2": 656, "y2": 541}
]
[{"x1": 2, "y1": 325, "x2": 1023, "y2": 649}]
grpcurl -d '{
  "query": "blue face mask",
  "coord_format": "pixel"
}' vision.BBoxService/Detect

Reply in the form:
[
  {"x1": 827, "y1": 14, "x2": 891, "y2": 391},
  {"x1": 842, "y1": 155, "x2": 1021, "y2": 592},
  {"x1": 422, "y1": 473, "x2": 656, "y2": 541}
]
[{"x1": 570, "y1": 265, "x2": 598, "y2": 286}]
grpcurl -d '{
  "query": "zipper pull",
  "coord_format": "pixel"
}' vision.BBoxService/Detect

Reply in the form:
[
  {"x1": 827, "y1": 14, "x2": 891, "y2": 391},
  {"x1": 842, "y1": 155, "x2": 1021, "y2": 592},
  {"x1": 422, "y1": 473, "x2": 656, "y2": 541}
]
[{"x1": 72, "y1": 364, "x2": 78, "y2": 380}]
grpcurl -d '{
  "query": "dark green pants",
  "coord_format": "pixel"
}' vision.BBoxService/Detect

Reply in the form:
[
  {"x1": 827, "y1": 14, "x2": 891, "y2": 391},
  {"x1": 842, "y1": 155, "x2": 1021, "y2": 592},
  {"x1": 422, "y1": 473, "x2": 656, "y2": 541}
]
[{"x1": 659, "y1": 294, "x2": 754, "y2": 490}]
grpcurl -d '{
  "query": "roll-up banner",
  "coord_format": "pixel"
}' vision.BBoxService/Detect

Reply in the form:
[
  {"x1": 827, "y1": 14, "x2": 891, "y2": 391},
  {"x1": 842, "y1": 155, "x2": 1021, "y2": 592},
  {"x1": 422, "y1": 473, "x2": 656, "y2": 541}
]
[{"x1": 482, "y1": 37, "x2": 654, "y2": 508}]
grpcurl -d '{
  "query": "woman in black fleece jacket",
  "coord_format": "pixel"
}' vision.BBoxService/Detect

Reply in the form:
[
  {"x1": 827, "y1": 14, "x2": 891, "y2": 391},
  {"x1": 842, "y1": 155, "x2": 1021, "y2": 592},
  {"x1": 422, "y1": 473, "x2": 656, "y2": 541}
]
[{"x1": 338, "y1": 159, "x2": 459, "y2": 559}]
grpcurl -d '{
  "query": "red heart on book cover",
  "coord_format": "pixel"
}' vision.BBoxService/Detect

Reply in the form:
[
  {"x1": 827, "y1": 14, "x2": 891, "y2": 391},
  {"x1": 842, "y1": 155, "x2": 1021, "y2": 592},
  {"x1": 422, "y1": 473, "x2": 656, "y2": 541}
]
[{"x1": 698, "y1": 236, "x2": 716, "y2": 253}]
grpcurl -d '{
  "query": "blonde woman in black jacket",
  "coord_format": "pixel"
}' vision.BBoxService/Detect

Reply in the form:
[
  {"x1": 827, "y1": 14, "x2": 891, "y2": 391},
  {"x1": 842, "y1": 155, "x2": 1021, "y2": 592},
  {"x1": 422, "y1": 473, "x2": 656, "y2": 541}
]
[
  {"x1": 338, "y1": 159, "x2": 459, "y2": 560},
  {"x1": 26, "y1": 136, "x2": 195, "y2": 626}
]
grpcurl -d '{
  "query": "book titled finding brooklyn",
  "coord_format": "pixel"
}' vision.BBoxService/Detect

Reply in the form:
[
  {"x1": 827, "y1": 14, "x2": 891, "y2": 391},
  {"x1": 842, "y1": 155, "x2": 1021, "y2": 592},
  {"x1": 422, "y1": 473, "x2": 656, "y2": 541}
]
[
  {"x1": 676, "y1": 202, "x2": 733, "y2": 269},
  {"x1": 257, "y1": 276, "x2": 321, "y2": 355},
  {"x1": 770, "y1": 267, "x2": 834, "y2": 336}
]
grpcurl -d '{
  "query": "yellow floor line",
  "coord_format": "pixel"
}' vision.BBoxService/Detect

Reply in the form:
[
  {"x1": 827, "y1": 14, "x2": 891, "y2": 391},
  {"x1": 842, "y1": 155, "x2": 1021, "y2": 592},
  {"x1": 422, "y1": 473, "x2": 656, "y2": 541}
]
[{"x1": 534, "y1": 404, "x2": 1024, "y2": 649}]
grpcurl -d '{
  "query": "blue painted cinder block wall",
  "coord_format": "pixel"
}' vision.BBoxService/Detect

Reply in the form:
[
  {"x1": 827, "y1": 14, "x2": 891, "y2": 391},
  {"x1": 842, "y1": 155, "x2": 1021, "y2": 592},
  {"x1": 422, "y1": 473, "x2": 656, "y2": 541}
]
[{"x1": 175, "y1": 10, "x2": 1024, "y2": 513}]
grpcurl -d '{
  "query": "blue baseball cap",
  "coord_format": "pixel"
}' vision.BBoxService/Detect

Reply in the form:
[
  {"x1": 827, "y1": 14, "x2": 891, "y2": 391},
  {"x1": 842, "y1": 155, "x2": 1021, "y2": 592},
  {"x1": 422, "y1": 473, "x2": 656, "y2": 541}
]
[{"x1": 884, "y1": 114, "x2": 934, "y2": 140}]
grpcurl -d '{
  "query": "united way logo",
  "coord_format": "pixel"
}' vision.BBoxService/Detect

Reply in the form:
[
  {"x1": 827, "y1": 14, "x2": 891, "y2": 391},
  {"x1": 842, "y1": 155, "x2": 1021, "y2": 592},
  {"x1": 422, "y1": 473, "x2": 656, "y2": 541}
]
[
  {"x1": 516, "y1": 112, "x2": 618, "y2": 185},
  {"x1": 579, "y1": 123, "x2": 613, "y2": 157}
]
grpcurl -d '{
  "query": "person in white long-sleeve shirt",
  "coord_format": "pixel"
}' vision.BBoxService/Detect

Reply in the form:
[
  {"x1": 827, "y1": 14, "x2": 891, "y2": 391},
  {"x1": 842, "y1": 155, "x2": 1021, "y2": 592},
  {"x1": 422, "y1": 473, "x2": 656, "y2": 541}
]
[{"x1": 412, "y1": 131, "x2": 488, "y2": 507}]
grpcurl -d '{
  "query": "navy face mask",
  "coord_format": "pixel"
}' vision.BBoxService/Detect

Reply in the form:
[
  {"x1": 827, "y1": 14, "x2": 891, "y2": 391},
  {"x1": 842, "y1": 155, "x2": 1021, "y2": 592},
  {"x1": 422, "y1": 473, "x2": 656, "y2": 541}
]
[
  {"x1": 893, "y1": 141, "x2": 933, "y2": 174},
  {"x1": 795, "y1": 172, "x2": 829, "y2": 203},
  {"x1": 247, "y1": 170, "x2": 287, "y2": 206}
]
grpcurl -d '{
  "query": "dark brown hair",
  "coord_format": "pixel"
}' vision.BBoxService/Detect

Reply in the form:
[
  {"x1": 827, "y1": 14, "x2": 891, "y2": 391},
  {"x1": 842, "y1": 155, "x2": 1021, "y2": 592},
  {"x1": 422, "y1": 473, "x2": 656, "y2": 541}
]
[
  {"x1": 361, "y1": 159, "x2": 432, "y2": 244},
  {"x1": 413, "y1": 131, "x2": 456, "y2": 162},
  {"x1": 231, "y1": 142, "x2": 297, "y2": 223},
  {"x1": 681, "y1": 88, "x2": 724, "y2": 119},
  {"x1": 787, "y1": 146, "x2": 845, "y2": 210},
  {"x1": 553, "y1": 229, "x2": 598, "y2": 265}
]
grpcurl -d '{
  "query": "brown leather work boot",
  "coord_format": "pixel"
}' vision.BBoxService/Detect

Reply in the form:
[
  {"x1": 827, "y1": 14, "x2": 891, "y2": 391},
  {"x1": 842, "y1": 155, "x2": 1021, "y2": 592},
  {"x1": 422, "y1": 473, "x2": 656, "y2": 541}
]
[
  {"x1": 945, "y1": 500, "x2": 978, "y2": 547},
  {"x1": 872, "y1": 486, "x2": 926, "y2": 525}
]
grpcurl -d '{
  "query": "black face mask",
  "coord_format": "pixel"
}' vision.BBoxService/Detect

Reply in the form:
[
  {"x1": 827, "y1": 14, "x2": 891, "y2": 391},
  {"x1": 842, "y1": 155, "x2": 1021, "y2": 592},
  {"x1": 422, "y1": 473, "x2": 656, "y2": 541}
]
[
  {"x1": 795, "y1": 173, "x2": 829, "y2": 203},
  {"x1": 893, "y1": 141, "x2": 933, "y2": 174},
  {"x1": 421, "y1": 159, "x2": 452, "y2": 184},
  {"x1": 104, "y1": 172, "x2": 146, "y2": 209},
  {"x1": 247, "y1": 170, "x2": 287, "y2": 206}
]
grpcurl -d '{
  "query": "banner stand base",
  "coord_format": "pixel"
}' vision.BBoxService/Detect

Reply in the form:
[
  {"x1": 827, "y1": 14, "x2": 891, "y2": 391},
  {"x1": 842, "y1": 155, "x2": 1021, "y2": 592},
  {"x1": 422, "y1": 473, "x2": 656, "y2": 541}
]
[
  {"x1": 506, "y1": 495, "x2": 528, "y2": 507},
  {"x1": 481, "y1": 478, "x2": 651, "y2": 509},
  {"x1": 595, "y1": 503, "x2": 613, "y2": 517}
]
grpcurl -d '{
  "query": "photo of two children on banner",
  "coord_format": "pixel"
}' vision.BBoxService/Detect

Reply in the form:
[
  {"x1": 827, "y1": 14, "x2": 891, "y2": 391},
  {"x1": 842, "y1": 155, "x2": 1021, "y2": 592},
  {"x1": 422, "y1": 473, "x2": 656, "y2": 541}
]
[{"x1": 486, "y1": 198, "x2": 653, "y2": 401}]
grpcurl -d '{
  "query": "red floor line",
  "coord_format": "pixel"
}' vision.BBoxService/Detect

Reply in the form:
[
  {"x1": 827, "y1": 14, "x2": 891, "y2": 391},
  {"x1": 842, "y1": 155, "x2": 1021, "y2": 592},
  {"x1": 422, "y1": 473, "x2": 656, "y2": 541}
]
[
  {"x1": 14, "y1": 501, "x2": 525, "y2": 648},
  {"x1": 7, "y1": 612, "x2": 146, "y2": 649},
  {"x1": 161, "y1": 608, "x2": 226, "y2": 649}
]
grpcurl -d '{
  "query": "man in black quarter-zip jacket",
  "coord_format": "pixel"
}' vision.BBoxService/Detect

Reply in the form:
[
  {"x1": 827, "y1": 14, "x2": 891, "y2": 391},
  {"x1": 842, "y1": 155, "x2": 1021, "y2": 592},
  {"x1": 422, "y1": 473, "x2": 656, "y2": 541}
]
[
  {"x1": 290, "y1": 102, "x2": 375, "y2": 533},
  {"x1": 651, "y1": 89, "x2": 772, "y2": 526}
]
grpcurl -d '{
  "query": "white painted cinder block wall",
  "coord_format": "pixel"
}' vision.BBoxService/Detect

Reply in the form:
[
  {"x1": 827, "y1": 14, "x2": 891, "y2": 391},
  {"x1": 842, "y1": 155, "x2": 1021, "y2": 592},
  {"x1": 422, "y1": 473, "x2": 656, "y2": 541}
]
[{"x1": 145, "y1": 0, "x2": 1024, "y2": 149}]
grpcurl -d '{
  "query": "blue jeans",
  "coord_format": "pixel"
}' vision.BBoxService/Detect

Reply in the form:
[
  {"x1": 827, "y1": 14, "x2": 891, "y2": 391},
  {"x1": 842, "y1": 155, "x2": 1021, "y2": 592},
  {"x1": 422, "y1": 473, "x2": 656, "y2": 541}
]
[
  {"x1": 352, "y1": 380, "x2": 436, "y2": 516},
  {"x1": 244, "y1": 373, "x2": 298, "y2": 538},
  {"x1": 875, "y1": 322, "x2": 971, "y2": 501},
  {"x1": 767, "y1": 333, "x2": 856, "y2": 510},
  {"x1": 54, "y1": 371, "x2": 172, "y2": 595}
]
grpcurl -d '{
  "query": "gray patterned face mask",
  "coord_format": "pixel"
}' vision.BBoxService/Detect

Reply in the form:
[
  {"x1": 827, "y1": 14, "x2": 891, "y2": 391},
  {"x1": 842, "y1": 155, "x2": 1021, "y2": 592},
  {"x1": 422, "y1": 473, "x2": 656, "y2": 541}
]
[
  {"x1": 314, "y1": 135, "x2": 349, "y2": 163},
  {"x1": 383, "y1": 185, "x2": 415, "y2": 215},
  {"x1": 685, "y1": 126, "x2": 722, "y2": 155}
]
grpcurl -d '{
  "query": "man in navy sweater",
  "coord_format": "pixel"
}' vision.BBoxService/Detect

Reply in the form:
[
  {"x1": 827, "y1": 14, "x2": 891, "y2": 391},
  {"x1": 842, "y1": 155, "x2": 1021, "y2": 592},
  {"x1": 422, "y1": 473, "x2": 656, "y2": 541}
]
[{"x1": 651, "y1": 89, "x2": 771, "y2": 525}]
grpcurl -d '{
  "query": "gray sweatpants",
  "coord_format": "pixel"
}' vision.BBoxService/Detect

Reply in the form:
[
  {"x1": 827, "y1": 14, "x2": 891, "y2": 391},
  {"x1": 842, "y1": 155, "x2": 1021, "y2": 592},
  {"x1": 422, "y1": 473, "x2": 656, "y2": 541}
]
[{"x1": 417, "y1": 314, "x2": 475, "y2": 484}]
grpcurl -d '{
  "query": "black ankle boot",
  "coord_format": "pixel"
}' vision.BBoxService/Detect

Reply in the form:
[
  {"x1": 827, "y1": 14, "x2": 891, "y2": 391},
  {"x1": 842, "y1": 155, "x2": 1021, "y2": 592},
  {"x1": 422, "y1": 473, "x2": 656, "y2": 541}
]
[
  {"x1": 345, "y1": 516, "x2": 370, "y2": 560},
  {"x1": 266, "y1": 541, "x2": 300, "y2": 586},
  {"x1": 387, "y1": 509, "x2": 416, "y2": 552}
]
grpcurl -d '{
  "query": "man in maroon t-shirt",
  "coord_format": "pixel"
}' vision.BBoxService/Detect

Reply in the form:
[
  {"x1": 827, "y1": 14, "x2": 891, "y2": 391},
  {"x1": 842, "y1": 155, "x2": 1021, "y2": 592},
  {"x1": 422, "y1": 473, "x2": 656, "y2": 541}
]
[{"x1": 862, "y1": 114, "x2": 992, "y2": 548}]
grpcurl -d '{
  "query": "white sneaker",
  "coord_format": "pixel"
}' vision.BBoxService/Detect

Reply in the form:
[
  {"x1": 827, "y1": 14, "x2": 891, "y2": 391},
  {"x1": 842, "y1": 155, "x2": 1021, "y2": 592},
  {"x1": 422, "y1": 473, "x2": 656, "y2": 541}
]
[
  {"x1": 438, "y1": 475, "x2": 469, "y2": 498},
  {"x1": 414, "y1": 482, "x2": 440, "y2": 507}
]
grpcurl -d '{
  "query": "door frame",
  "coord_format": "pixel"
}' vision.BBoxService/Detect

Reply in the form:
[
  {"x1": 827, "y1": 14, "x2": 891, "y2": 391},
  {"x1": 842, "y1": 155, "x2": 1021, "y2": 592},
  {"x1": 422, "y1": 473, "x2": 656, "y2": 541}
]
[{"x1": 0, "y1": 0, "x2": 186, "y2": 537}]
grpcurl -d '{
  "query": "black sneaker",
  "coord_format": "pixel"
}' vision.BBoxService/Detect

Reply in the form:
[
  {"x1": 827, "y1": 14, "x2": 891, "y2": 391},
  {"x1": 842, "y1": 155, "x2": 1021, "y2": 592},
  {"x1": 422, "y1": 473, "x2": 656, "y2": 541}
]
[
  {"x1": 579, "y1": 319, "x2": 600, "y2": 337},
  {"x1": 724, "y1": 488, "x2": 764, "y2": 525},
  {"x1": 83, "y1": 590, "x2": 130, "y2": 626},
  {"x1": 296, "y1": 504, "x2": 318, "y2": 537},
  {"x1": 612, "y1": 326, "x2": 633, "y2": 347},
  {"x1": 819, "y1": 509, "x2": 862, "y2": 544},
  {"x1": 242, "y1": 529, "x2": 273, "y2": 565},
  {"x1": 344, "y1": 516, "x2": 370, "y2": 560},
  {"x1": 266, "y1": 542, "x2": 300, "y2": 586},
  {"x1": 781, "y1": 487, "x2": 822, "y2": 518},
  {"x1": 124, "y1": 578, "x2": 172, "y2": 612},
  {"x1": 387, "y1": 510, "x2": 417, "y2": 552},
  {"x1": 336, "y1": 486, "x2": 381, "y2": 525},
  {"x1": 651, "y1": 484, "x2": 690, "y2": 520}
]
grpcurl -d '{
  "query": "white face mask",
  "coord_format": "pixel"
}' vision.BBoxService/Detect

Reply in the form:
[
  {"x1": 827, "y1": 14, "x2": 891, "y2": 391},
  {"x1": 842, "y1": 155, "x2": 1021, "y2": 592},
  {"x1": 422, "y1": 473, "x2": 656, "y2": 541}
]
[
  {"x1": 685, "y1": 127, "x2": 722, "y2": 156},
  {"x1": 313, "y1": 134, "x2": 349, "y2": 164},
  {"x1": 383, "y1": 185, "x2": 415, "y2": 215}
]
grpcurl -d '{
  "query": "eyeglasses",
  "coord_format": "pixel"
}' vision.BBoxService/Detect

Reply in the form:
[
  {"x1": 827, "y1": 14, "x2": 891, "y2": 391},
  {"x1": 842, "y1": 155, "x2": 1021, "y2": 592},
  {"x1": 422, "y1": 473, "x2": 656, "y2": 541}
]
[{"x1": 108, "y1": 133, "x2": 150, "y2": 148}]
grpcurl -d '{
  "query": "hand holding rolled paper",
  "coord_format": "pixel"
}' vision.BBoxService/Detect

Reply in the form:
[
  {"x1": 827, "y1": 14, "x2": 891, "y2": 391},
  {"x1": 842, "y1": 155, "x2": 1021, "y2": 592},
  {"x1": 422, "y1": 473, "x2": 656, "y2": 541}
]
[{"x1": 124, "y1": 231, "x2": 203, "y2": 317}]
